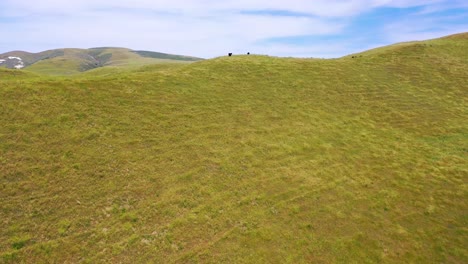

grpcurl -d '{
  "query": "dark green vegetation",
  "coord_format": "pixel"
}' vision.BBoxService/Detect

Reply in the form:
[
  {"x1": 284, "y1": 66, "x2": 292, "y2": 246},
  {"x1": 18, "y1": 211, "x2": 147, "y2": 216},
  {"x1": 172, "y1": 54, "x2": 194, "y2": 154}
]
[
  {"x1": 0, "y1": 33, "x2": 467, "y2": 263},
  {"x1": 0, "y1": 48, "x2": 203, "y2": 76}
]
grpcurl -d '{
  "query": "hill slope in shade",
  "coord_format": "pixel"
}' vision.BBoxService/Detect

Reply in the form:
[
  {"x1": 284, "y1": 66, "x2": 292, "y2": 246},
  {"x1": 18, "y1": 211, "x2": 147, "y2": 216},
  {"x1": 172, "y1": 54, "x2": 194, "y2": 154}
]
[
  {"x1": 0, "y1": 48, "x2": 203, "y2": 75},
  {"x1": 0, "y1": 33, "x2": 467, "y2": 263}
]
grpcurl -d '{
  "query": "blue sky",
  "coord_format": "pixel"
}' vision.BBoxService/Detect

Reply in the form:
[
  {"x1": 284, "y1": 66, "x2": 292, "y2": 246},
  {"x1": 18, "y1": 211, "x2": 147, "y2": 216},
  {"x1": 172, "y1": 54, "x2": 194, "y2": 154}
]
[{"x1": 0, "y1": 0, "x2": 467, "y2": 58}]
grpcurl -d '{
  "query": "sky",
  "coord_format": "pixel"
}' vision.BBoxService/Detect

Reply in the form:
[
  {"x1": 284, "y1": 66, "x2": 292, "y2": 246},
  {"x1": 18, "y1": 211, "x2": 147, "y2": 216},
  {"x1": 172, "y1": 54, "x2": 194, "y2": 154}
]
[{"x1": 0, "y1": 0, "x2": 467, "y2": 58}]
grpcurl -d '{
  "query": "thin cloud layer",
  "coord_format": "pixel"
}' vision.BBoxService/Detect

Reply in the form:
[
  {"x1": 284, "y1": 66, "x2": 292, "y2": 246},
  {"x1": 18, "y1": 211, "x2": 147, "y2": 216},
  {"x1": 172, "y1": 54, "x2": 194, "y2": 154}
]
[
  {"x1": 0, "y1": 0, "x2": 466, "y2": 58},
  {"x1": 0, "y1": 0, "x2": 453, "y2": 17}
]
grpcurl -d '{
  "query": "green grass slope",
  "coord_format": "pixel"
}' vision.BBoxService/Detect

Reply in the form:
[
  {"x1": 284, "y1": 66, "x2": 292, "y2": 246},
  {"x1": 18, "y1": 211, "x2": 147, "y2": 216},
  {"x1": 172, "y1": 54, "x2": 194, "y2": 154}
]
[
  {"x1": 88, "y1": 48, "x2": 193, "y2": 67},
  {"x1": 25, "y1": 49, "x2": 88, "y2": 76},
  {"x1": 0, "y1": 34, "x2": 467, "y2": 263},
  {"x1": 0, "y1": 68, "x2": 37, "y2": 80},
  {"x1": 76, "y1": 62, "x2": 189, "y2": 79}
]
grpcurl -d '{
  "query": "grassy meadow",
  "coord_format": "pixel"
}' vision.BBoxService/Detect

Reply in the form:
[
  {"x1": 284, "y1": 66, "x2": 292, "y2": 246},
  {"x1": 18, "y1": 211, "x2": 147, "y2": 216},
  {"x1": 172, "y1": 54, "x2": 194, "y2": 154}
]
[{"x1": 0, "y1": 34, "x2": 467, "y2": 263}]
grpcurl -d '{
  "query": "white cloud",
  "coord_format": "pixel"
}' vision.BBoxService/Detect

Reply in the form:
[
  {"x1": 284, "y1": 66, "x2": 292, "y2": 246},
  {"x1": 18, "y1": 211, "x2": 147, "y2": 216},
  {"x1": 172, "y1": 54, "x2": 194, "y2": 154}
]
[
  {"x1": 382, "y1": 5, "x2": 468, "y2": 43},
  {"x1": 384, "y1": 23, "x2": 468, "y2": 43},
  {"x1": 0, "y1": 1, "x2": 349, "y2": 57},
  {"x1": 0, "y1": 0, "x2": 466, "y2": 58},
  {"x1": 1, "y1": 0, "x2": 450, "y2": 17}
]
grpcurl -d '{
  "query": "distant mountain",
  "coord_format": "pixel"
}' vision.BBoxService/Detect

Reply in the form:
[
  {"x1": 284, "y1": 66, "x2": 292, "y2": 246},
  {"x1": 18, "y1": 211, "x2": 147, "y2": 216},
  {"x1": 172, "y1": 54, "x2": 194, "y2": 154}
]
[{"x1": 0, "y1": 48, "x2": 203, "y2": 75}]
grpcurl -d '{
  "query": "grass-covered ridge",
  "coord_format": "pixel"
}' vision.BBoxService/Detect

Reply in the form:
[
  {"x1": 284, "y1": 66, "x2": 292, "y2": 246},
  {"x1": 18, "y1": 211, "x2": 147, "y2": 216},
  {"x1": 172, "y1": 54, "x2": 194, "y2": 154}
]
[
  {"x1": 0, "y1": 48, "x2": 203, "y2": 76},
  {"x1": 132, "y1": 50, "x2": 202, "y2": 61},
  {"x1": 0, "y1": 33, "x2": 467, "y2": 263}
]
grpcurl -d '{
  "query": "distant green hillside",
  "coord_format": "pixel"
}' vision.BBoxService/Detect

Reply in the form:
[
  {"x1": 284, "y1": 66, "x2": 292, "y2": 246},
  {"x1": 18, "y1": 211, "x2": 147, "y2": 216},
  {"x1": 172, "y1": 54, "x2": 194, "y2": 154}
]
[
  {"x1": 0, "y1": 33, "x2": 467, "y2": 263},
  {"x1": 348, "y1": 32, "x2": 468, "y2": 61},
  {"x1": 0, "y1": 48, "x2": 203, "y2": 76},
  {"x1": 0, "y1": 50, "x2": 65, "y2": 67},
  {"x1": 133, "y1": 50, "x2": 202, "y2": 61}
]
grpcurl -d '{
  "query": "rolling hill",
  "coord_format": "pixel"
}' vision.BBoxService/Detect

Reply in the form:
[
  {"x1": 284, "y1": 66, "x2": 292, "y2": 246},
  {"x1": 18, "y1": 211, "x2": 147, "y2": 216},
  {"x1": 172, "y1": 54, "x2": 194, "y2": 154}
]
[
  {"x1": 0, "y1": 33, "x2": 467, "y2": 263},
  {"x1": 0, "y1": 48, "x2": 203, "y2": 76}
]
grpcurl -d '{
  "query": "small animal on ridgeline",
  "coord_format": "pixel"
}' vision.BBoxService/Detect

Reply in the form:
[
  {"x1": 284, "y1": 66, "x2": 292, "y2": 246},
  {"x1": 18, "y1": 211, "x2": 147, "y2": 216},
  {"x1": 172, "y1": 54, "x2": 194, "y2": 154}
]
[
  {"x1": 228, "y1": 53, "x2": 232, "y2": 56},
  {"x1": 247, "y1": 52, "x2": 250, "y2": 55}
]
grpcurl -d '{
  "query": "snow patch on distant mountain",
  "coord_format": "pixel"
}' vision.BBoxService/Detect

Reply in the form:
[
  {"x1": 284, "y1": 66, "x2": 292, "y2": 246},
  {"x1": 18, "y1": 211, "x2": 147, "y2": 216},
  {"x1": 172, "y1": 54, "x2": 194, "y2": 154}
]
[
  {"x1": 0, "y1": 56, "x2": 24, "y2": 69},
  {"x1": 12, "y1": 57, "x2": 24, "y2": 69}
]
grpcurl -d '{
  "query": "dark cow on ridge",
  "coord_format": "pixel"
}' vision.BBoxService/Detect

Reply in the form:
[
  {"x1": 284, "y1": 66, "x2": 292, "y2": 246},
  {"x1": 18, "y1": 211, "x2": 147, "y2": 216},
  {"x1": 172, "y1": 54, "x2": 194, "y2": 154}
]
[{"x1": 228, "y1": 53, "x2": 232, "y2": 56}]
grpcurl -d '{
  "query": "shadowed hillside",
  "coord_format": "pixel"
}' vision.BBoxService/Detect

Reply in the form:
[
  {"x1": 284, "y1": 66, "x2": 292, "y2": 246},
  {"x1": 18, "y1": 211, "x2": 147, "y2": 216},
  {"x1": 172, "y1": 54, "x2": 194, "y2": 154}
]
[{"x1": 0, "y1": 33, "x2": 467, "y2": 263}]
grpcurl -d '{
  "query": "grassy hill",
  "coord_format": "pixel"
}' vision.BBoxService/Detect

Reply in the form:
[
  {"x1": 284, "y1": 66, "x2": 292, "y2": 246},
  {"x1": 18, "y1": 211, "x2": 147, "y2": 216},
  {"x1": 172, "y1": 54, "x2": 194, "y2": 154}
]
[
  {"x1": 0, "y1": 68, "x2": 38, "y2": 80},
  {"x1": 0, "y1": 48, "x2": 203, "y2": 76},
  {"x1": 0, "y1": 33, "x2": 467, "y2": 263}
]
